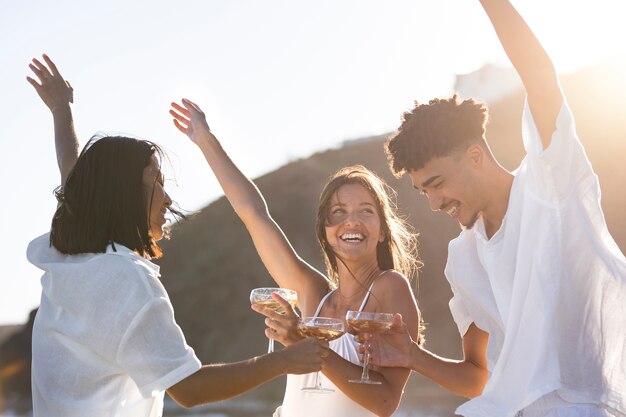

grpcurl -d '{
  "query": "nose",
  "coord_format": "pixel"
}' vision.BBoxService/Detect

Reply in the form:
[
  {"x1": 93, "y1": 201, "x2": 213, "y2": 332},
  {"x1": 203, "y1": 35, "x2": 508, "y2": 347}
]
[
  {"x1": 427, "y1": 193, "x2": 443, "y2": 212},
  {"x1": 344, "y1": 210, "x2": 361, "y2": 225},
  {"x1": 164, "y1": 191, "x2": 173, "y2": 207}
]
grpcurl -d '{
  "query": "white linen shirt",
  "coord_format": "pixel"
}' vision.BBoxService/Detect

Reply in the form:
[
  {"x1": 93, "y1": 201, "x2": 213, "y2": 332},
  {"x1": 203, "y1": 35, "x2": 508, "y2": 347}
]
[
  {"x1": 444, "y1": 96, "x2": 626, "y2": 417},
  {"x1": 27, "y1": 234, "x2": 202, "y2": 417}
]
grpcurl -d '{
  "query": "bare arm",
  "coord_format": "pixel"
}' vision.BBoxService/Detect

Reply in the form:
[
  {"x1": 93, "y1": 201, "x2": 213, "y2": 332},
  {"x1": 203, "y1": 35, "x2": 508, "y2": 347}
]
[
  {"x1": 367, "y1": 318, "x2": 489, "y2": 399},
  {"x1": 410, "y1": 323, "x2": 489, "y2": 398},
  {"x1": 167, "y1": 337, "x2": 329, "y2": 407},
  {"x1": 321, "y1": 273, "x2": 420, "y2": 417},
  {"x1": 27, "y1": 54, "x2": 79, "y2": 186},
  {"x1": 253, "y1": 272, "x2": 418, "y2": 415},
  {"x1": 170, "y1": 99, "x2": 329, "y2": 315},
  {"x1": 479, "y1": 0, "x2": 562, "y2": 149}
]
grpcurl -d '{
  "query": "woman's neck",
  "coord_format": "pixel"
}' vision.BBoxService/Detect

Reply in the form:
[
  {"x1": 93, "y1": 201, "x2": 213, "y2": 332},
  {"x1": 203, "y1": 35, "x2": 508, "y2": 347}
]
[{"x1": 335, "y1": 259, "x2": 381, "y2": 299}]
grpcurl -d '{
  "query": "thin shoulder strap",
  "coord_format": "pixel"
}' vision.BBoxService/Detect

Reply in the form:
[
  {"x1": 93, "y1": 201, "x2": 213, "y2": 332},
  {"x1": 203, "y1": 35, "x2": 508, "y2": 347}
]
[
  {"x1": 314, "y1": 290, "x2": 335, "y2": 317},
  {"x1": 357, "y1": 270, "x2": 389, "y2": 312}
]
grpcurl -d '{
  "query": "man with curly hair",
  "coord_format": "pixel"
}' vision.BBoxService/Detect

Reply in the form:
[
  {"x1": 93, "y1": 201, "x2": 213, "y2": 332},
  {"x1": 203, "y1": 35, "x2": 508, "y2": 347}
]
[{"x1": 367, "y1": 1, "x2": 626, "y2": 416}]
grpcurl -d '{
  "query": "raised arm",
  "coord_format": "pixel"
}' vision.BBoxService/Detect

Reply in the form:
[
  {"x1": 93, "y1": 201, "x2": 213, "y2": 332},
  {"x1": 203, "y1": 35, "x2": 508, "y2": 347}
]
[
  {"x1": 27, "y1": 54, "x2": 79, "y2": 186},
  {"x1": 169, "y1": 99, "x2": 329, "y2": 315},
  {"x1": 479, "y1": 0, "x2": 562, "y2": 149}
]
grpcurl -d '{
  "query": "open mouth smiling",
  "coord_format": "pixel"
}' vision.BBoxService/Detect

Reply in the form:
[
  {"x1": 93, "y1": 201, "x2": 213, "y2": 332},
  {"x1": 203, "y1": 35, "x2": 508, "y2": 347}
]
[
  {"x1": 340, "y1": 232, "x2": 364, "y2": 243},
  {"x1": 443, "y1": 201, "x2": 460, "y2": 219}
]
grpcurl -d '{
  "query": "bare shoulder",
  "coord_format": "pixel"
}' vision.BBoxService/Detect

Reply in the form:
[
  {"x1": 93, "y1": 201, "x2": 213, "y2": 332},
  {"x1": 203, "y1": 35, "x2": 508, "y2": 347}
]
[
  {"x1": 372, "y1": 270, "x2": 413, "y2": 296},
  {"x1": 370, "y1": 270, "x2": 420, "y2": 337},
  {"x1": 369, "y1": 270, "x2": 417, "y2": 311}
]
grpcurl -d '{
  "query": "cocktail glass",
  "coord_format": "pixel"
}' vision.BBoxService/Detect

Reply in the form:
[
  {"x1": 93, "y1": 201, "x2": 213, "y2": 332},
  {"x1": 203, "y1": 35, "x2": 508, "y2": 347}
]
[
  {"x1": 250, "y1": 287, "x2": 298, "y2": 353},
  {"x1": 298, "y1": 317, "x2": 345, "y2": 393},
  {"x1": 345, "y1": 310, "x2": 394, "y2": 384}
]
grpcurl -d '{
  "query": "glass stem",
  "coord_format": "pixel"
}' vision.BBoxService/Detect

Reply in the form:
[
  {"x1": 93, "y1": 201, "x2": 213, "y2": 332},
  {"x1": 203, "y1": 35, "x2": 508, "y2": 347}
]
[
  {"x1": 315, "y1": 371, "x2": 322, "y2": 389},
  {"x1": 267, "y1": 338, "x2": 274, "y2": 354},
  {"x1": 361, "y1": 346, "x2": 371, "y2": 381}
]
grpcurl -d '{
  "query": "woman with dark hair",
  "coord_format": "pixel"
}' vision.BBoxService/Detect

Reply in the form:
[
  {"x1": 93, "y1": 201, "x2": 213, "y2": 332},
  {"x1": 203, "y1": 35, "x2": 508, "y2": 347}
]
[
  {"x1": 170, "y1": 98, "x2": 422, "y2": 417},
  {"x1": 25, "y1": 55, "x2": 329, "y2": 417}
]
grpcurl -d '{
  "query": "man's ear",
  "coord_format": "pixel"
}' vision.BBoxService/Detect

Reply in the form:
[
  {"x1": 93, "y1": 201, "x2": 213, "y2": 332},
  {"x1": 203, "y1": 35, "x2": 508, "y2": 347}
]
[{"x1": 465, "y1": 143, "x2": 484, "y2": 168}]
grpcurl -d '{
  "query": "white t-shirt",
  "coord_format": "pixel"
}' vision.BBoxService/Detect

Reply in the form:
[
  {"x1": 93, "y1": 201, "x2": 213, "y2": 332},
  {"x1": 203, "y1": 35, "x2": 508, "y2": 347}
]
[
  {"x1": 444, "y1": 96, "x2": 626, "y2": 417},
  {"x1": 27, "y1": 234, "x2": 202, "y2": 417}
]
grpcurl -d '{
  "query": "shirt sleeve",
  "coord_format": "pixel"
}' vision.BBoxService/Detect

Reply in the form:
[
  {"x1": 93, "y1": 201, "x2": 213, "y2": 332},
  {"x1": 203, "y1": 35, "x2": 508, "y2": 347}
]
[
  {"x1": 116, "y1": 297, "x2": 202, "y2": 398},
  {"x1": 448, "y1": 289, "x2": 473, "y2": 338},
  {"x1": 521, "y1": 94, "x2": 597, "y2": 201},
  {"x1": 444, "y1": 243, "x2": 474, "y2": 338}
]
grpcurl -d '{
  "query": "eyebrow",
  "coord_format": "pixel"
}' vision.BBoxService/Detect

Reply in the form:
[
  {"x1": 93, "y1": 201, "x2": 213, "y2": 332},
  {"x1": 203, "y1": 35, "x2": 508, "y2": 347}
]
[
  {"x1": 330, "y1": 201, "x2": 376, "y2": 207},
  {"x1": 419, "y1": 175, "x2": 441, "y2": 188}
]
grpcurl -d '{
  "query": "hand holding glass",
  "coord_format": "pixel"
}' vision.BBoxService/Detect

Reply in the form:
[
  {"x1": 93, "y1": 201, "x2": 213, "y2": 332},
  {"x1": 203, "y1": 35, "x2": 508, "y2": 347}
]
[
  {"x1": 250, "y1": 288, "x2": 298, "y2": 353},
  {"x1": 346, "y1": 311, "x2": 394, "y2": 384},
  {"x1": 298, "y1": 317, "x2": 345, "y2": 393}
]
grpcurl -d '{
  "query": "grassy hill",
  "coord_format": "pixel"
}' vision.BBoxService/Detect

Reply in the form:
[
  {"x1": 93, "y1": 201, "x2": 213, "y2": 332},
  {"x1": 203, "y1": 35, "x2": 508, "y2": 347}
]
[{"x1": 2, "y1": 58, "x2": 625, "y2": 416}]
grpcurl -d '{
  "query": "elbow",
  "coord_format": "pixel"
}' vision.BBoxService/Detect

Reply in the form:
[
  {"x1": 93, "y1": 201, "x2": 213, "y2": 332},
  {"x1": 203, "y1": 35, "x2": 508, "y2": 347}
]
[
  {"x1": 465, "y1": 386, "x2": 485, "y2": 399},
  {"x1": 374, "y1": 395, "x2": 401, "y2": 417},
  {"x1": 376, "y1": 405, "x2": 398, "y2": 417},
  {"x1": 170, "y1": 392, "x2": 203, "y2": 409},
  {"x1": 175, "y1": 398, "x2": 196, "y2": 409},
  {"x1": 167, "y1": 390, "x2": 198, "y2": 409},
  {"x1": 463, "y1": 369, "x2": 488, "y2": 399},
  {"x1": 167, "y1": 386, "x2": 202, "y2": 409}
]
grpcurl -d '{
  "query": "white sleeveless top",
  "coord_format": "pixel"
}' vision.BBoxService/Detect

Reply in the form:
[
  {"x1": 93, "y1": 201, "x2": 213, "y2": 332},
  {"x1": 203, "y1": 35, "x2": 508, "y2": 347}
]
[{"x1": 275, "y1": 282, "x2": 379, "y2": 417}]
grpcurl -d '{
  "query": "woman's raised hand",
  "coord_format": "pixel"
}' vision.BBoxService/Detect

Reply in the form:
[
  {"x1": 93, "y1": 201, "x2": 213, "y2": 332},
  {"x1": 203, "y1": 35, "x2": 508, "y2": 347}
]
[
  {"x1": 169, "y1": 98, "x2": 212, "y2": 144},
  {"x1": 252, "y1": 292, "x2": 304, "y2": 347},
  {"x1": 27, "y1": 54, "x2": 73, "y2": 113}
]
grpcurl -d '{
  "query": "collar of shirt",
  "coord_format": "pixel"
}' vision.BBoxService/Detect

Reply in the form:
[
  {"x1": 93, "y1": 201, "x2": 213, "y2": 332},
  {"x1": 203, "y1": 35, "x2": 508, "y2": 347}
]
[{"x1": 105, "y1": 242, "x2": 160, "y2": 276}]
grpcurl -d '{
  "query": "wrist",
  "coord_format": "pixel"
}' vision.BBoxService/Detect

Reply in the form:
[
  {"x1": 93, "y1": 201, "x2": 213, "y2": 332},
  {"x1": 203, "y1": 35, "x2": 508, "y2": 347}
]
[
  {"x1": 51, "y1": 103, "x2": 72, "y2": 116},
  {"x1": 271, "y1": 348, "x2": 290, "y2": 375},
  {"x1": 195, "y1": 130, "x2": 219, "y2": 150}
]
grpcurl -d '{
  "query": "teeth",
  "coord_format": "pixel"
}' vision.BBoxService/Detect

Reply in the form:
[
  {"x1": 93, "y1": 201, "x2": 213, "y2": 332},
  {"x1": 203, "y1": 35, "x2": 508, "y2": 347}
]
[
  {"x1": 445, "y1": 203, "x2": 459, "y2": 217},
  {"x1": 341, "y1": 232, "x2": 364, "y2": 242}
]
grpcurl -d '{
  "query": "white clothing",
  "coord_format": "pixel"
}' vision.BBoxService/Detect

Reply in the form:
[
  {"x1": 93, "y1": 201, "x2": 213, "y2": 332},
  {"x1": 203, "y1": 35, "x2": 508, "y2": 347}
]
[
  {"x1": 512, "y1": 392, "x2": 616, "y2": 417},
  {"x1": 445, "y1": 96, "x2": 626, "y2": 417},
  {"x1": 27, "y1": 234, "x2": 202, "y2": 417},
  {"x1": 516, "y1": 391, "x2": 614, "y2": 417},
  {"x1": 276, "y1": 284, "x2": 378, "y2": 417}
]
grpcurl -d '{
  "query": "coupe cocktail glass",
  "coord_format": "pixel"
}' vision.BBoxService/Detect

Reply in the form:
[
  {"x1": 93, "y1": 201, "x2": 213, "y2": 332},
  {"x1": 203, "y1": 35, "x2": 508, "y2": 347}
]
[
  {"x1": 250, "y1": 287, "x2": 298, "y2": 353},
  {"x1": 298, "y1": 317, "x2": 345, "y2": 393},
  {"x1": 345, "y1": 310, "x2": 394, "y2": 385}
]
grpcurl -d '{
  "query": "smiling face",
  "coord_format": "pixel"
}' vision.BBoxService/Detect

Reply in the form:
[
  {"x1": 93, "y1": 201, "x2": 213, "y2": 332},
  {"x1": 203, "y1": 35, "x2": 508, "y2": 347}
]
[
  {"x1": 142, "y1": 155, "x2": 172, "y2": 241},
  {"x1": 409, "y1": 148, "x2": 484, "y2": 229},
  {"x1": 323, "y1": 183, "x2": 385, "y2": 265}
]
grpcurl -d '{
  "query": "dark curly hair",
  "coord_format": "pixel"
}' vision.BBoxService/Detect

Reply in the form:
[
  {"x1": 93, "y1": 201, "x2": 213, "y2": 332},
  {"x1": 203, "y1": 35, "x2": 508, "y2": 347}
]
[{"x1": 385, "y1": 95, "x2": 489, "y2": 177}]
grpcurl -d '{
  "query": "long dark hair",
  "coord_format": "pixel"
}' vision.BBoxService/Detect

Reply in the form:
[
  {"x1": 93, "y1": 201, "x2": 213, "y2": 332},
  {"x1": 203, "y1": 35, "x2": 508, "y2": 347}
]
[{"x1": 50, "y1": 135, "x2": 182, "y2": 259}]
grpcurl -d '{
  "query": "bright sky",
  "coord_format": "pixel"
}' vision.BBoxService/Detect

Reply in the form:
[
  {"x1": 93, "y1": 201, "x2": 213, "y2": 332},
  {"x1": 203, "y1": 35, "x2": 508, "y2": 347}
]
[{"x1": 1, "y1": 0, "x2": 624, "y2": 325}]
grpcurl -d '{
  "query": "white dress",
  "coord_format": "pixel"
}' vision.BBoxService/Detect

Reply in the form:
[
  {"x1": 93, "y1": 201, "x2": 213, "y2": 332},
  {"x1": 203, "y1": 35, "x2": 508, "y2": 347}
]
[{"x1": 276, "y1": 283, "x2": 379, "y2": 417}]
